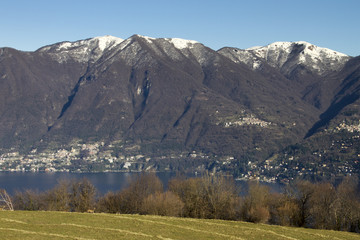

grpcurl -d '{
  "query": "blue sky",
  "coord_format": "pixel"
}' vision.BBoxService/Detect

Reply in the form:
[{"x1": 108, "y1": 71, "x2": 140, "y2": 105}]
[{"x1": 1, "y1": 0, "x2": 359, "y2": 56}]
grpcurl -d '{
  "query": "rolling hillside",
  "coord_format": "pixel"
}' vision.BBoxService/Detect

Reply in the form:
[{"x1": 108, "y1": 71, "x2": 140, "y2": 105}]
[{"x1": 0, "y1": 211, "x2": 359, "y2": 240}]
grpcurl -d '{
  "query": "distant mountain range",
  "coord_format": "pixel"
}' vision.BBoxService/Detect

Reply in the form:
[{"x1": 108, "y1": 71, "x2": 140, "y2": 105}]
[{"x1": 0, "y1": 35, "x2": 359, "y2": 181}]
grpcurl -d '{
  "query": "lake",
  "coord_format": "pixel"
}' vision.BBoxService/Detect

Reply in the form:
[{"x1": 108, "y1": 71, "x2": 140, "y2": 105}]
[
  {"x1": 0, "y1": 172, "x2": 179, "y2": 195},
  {"x1": 0, "y1": 172, "x2": 284, "y2": 196}
]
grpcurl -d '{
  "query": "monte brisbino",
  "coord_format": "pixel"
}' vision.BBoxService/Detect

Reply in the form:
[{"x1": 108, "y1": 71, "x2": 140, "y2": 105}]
[{"x1": 0, "y1": 35, "x2": 359, "y2": 182}]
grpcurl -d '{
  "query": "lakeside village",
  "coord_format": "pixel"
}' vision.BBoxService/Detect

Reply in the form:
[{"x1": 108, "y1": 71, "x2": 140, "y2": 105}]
[{"x1": 0, "y1": 138, "x2": 357, "y2": 184}]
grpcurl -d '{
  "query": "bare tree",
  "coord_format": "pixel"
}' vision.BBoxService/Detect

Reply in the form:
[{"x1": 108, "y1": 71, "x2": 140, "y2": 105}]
[
  {"x1": 287, "y1": 180, "x2": 315, "y2": 227},
  {"x1": 141, "y1": 191, "x2": 184, "y2": 217},
  {"x1": 0, "y1": 189, "x2": 14, "y2": 211},
  {"x1": 169, "y1": 177, "x2": 208, "y2": 218},
  {"x1": 310, "y1": 182, "x2": 337, "y2": 229},
  {"x1": 119, "y1": 172, "x2": 163, "y2": 214},
  {"x1": 200, "y1": 172, "x2": 240, "y2": 220},
  {"x1": 270, "y1": 193, "x2": 300, "y2": 226},
  {"x1": 45, "y1": 179, "x2": 71, "y2": 211},
  {"x1": 13, "y1": 189, "x2": 44, "y2": 211},
  {"x1": 169, "y1": 173, "x2": 240, "y2": 220},
  {"x1": 241, "y1": 181, "x2": 270, "y2": 223},
  {"x1": 70, "y1": 178, "x2": 97, "y2": 212},
  {"x1": 335, "y1": 176, "x2": 360, "y2": 232},
  {"x1": 97, "y1": 191, "x2": 122, "y2": 213}
]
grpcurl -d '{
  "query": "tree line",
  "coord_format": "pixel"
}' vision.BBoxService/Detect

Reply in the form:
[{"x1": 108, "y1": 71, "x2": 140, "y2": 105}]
[{"x1": 2, "y1": 173, "x2": 359, "y2": 233}]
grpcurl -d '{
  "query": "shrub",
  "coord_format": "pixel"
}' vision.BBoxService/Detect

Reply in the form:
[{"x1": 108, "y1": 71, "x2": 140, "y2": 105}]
[
  {"x1": 141, "y1": 191, "x2": 184, "y2": 217},
  {"x1": 241, "y1": 181, "x2": 270, "y2": 223},
  {"x1": 169, "y1": 173, "x2": 240, "y2": 220},
  {"x1": 118, "y1": 172, "x2": 163, "y2": 214}
]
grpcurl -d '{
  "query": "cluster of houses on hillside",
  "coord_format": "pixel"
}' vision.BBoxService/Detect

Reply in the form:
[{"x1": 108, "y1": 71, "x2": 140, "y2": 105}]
[{"x1": 0, "y1": 138, "x2": 357, "y2": 184}]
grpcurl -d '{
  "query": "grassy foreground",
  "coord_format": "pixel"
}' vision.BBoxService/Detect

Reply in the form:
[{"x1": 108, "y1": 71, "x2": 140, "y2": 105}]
[{"x1": 0, "y1": 211, "x2": 359, "y2": 240}]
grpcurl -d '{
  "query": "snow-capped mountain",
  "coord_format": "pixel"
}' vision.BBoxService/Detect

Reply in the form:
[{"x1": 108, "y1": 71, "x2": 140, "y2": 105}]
[
  {"x1": 36, "y1": 35, "x2": 204, "y2": 63},
  {"x1": 0, "y1": 35, "x2": 359, "y2": 179},
  {"x1": 36, "y1": 35, "x2": 124, "y2": 63},
  {"x1": 37, "y1": 35, "x2": 351, "y2": 76},
  {"x1": 219, "y1": 41, "x2": 351, "y2": 76}
]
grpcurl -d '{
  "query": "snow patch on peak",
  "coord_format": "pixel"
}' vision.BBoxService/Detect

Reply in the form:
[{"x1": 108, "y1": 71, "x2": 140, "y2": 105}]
[
  {"x1": 243, "y1": 41, "x2": 349, "y2": 72},
  {"x1": 167, "y1": 38, "x2": 198, "y2": 49},
  {"x1": 268, "y1": 41, "x2": 294, "y2": 48},
  {"x1": 302, "y1": 42, "x2": 348, "y2": 58},
  {"x1": 249, "y1": 41, "x2": 348, "y2": 60},
  {"x1": 92, "y1": 35, "x2": 124, "y2": 51},
  {"x1": 246, "y1": 46, "x2": 262, "y2": 51},
  {"x1": 135, "y1": 35, "x2": 156, "y2": 43},
  {"x1": 295, "y1": 41, "x2": 311, "y2": 45},
  {"x1": 42, "y1": 35, "x2": 124, "y2": 53},
  {"x1": 220, "y1": 41, "x2": 350, "y2": 75},
  {"x1": 134, "y1": 35, "x2": 198, "y2": 49},
  {"x1": 37, "y1": 35, "x2": 125, "y2": 63}
]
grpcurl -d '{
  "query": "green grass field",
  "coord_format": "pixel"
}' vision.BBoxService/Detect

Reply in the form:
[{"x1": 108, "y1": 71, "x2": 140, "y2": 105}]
[{"x1": 0, "y1": 211, "x2": 359, "y2": 240}]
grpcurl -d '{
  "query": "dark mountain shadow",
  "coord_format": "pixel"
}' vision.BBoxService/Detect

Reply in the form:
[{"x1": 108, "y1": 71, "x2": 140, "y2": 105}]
[{"x1": 305, "y1": 91, "x2": 360, "y2": 138}]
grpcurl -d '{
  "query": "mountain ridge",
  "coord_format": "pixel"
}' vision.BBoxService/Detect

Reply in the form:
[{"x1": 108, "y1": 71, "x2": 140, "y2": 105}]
[{"x1": 0, "y1": 35, "x2": 358, "y2": 181}]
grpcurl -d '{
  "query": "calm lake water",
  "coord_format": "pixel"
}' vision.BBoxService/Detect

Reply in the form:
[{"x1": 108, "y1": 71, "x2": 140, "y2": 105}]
[
  {"x1": 0, "y1": 172, "x2": 177, "y2": 195},
  {"x1": 0, "y1": 172, "x2": 283, "y2": 196}
]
